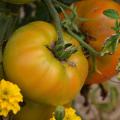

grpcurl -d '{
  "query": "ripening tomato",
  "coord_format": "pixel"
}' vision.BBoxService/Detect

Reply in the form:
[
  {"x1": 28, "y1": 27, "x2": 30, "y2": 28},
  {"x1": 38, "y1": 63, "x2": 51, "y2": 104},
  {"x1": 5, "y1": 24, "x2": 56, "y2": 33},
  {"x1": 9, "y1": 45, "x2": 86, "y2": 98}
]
[
  {"x1": 60, "y1": 0, "x2": 120, "y2": 84},
  {"x1": 2, "y1": 0, "x2": 35, "y2": 4},
  {"x1": 3, "y1": 21, "x2": 88, "y2": 105},
  {"x1": 73, "y1": 0, "x2": 120, "y2": 84}
]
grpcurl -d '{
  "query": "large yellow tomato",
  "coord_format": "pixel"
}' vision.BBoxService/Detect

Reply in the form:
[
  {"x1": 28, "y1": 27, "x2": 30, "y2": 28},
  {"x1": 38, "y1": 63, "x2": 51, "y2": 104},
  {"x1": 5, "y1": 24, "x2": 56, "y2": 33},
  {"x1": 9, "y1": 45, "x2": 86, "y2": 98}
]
[
  {"x1": 2, "y1": 0, "x2": 35, "y2": 4},
  {"x1": 3, "y1": 21, "x2": 88, "y2": 106}
]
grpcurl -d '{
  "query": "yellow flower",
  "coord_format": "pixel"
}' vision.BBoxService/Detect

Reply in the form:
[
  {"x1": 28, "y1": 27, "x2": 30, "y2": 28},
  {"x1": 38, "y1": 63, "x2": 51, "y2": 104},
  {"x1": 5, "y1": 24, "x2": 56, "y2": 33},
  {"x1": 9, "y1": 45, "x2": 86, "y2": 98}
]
[
  {"x1": 0, "y1": 79, "x2": 23, "y2": 117},
  {"x1": 50, "y1": 107, "x2": 81, "y2": 120}
]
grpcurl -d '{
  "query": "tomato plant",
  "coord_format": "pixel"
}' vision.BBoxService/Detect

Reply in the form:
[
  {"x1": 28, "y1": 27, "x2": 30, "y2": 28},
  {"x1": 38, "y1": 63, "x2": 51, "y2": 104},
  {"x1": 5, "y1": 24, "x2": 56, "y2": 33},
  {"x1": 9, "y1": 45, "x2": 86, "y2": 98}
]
[
  {"x1": 3, "y1": 21, "x2": 88, "y2": 106},
  {"x1": 2, "y1": 0, "x2": 35, "y2": 4},
  {"x1": 1, "y1": 0, "x2": 120, "y2": 120},
  {"x1": 65, "y1": 0, "x2": 120, "y2": 84}
]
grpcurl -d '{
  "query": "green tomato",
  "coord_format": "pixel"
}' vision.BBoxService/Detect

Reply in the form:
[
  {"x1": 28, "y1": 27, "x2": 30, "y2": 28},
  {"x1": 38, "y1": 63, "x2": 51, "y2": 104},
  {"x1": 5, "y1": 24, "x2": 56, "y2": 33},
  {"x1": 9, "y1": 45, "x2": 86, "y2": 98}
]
[{"x1": 2, "y1": 0, "x2": 35, "y2": 4}]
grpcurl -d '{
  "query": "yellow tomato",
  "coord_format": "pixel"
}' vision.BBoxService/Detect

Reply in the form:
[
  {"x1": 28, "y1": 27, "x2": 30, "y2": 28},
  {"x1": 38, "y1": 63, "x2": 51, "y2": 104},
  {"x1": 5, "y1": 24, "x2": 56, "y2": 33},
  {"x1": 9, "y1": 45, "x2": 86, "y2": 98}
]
[{"x1": 3, "y1": 21, "x2": 88, "y2": 105}]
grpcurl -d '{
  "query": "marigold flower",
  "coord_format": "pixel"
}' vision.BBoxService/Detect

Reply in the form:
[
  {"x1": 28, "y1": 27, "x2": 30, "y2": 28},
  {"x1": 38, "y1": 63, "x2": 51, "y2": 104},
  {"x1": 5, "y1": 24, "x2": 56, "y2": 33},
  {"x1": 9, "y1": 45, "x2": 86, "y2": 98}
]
[
  {"x1": 0, "y1": 79, "x2": 23, "y2": 117},
  {"x1": 50, "y1": 107, "x2": 81, "y2": 120}
]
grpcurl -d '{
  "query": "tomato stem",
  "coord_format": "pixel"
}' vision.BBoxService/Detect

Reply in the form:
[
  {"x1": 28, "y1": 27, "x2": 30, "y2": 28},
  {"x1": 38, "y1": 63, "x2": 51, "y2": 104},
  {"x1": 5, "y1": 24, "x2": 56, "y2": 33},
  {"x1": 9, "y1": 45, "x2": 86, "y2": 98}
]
[
  {"x1": 55, "y1": 106, "x2": 65, "y2": 120},
  {"x1": 67, "y1": 29, "x2": 100, "y2": 56},
  {"x1": 43, "y1": 0, "x2": 64, "y2": 44},
  {"x1": 53, "y1": 0, "x2": 73, "y2": 11},
  {"x1": 54, "y1": 0, "x2": 100, "y2": 56},
  {"x1": 43, "y1": 0, "x2": 78, "y2": 61}
]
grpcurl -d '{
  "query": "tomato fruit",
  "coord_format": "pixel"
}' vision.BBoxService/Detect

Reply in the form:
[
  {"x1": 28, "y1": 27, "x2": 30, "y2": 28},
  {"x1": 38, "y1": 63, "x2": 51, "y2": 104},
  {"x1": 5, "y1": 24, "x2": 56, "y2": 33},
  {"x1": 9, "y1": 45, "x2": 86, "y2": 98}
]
[
  {"x1": 67, "y1": 0, "x2": 120, "y2": 84},
  {"x1": 60, "y1": 0, "x2": 120, "y2": 84},
  {"x1": 2, "y1": 0, "x2": 35, "y2": 4},
  {"x1": 3, "y1": 21, "x2": 88, "y2": 105}
]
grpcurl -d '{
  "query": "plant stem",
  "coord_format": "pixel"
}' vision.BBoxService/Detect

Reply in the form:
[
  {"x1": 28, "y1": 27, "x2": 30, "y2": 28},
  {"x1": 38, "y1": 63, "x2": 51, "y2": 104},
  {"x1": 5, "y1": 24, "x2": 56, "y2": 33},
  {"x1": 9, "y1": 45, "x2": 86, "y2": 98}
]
[
  {"x1": 43, "y1": 0, "x2": 100, "y2": 58},
  {"x1": 43, "y1": 0, "x2": 64, "y2": 44},
  {"x1": 54, "y1": 0, "x2": 100, "y2": 56},
  {"x1": 67, "y1": 29, "x2": 100, "y2": 56}
]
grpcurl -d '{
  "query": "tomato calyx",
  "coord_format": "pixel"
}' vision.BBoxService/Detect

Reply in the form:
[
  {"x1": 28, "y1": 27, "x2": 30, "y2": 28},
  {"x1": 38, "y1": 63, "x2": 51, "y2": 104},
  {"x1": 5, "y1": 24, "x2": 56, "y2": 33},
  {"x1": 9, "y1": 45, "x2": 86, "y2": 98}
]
[
  {"x1": 47, "y1": 40, "x2": 77, "y2": 61},
  {"x1": 52, "y1": 40, "x2": 77, "y2": 61},
  {"x1": 43, "y1": 0, "x2": 78, "y2": 61}
]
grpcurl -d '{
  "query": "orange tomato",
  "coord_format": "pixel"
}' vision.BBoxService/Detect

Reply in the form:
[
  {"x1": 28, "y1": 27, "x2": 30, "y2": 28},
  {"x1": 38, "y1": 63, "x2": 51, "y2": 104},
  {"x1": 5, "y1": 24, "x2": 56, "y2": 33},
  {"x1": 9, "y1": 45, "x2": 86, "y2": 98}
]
[{"x1": 60, "y1": 0, "x2": 120, "y2": 84}]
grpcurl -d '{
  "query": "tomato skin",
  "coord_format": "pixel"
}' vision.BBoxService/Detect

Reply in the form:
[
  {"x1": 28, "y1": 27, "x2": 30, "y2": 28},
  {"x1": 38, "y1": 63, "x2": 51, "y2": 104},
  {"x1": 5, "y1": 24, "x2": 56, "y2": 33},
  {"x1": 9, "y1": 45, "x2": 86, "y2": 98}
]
[
  {"x1": 75, "y1": 0, "x2": 120, "y2": 50},
  {"x1": 2, "y1": 0, "x2": 35, "y2": 4},
  {"x1": 3, "y1": 21, "x2": 88, "y2": 105},
  {"x1": 60, "y1": 0, "x2": 120, "y2": 84},
  {"x1": 87, "y1": 46, "x2": 120, "y2": 84},
  {"x1": 71, "y1": 0, "x2": 120, "y2": 84}
]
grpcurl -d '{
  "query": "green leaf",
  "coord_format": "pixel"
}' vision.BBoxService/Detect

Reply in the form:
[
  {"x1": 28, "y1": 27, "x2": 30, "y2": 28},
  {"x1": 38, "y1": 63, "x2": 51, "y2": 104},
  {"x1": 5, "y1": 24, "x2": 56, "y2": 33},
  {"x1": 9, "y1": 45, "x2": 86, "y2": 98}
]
[
  {"x1": 103, "y1": 9, "x2": 120, "y2": 19},
  {"x1": 112, "y1": 20, "x2": 120, "y2": 33},
  {"x1": 101, "y1": 34, "x2": 120, "y2": 56}
]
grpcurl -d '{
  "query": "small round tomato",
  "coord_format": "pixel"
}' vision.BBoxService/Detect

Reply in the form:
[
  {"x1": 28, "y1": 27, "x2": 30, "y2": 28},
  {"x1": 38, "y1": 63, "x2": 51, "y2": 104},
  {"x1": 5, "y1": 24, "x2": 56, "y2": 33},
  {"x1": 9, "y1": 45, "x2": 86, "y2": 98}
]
[
  {"x1": 3, "y1": 21, "x2": 88, "y2": 105},
  {"x1": 2, "y1": 0, "x2": 35, "y2": 4},
  {"x1": 69, "y1": 0, "x2": 120, "y2": 84}
]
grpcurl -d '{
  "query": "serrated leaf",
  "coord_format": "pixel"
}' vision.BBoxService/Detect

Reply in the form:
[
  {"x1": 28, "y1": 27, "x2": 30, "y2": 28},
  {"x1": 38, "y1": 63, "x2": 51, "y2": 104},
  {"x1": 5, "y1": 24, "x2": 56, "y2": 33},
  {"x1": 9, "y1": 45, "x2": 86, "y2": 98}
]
[
  {"x1": 101, "y1": 34, "x2": 120, "y2": 56},
  {"x1": 103, "y1": 9, "x2": 120, "y2": 19}
]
